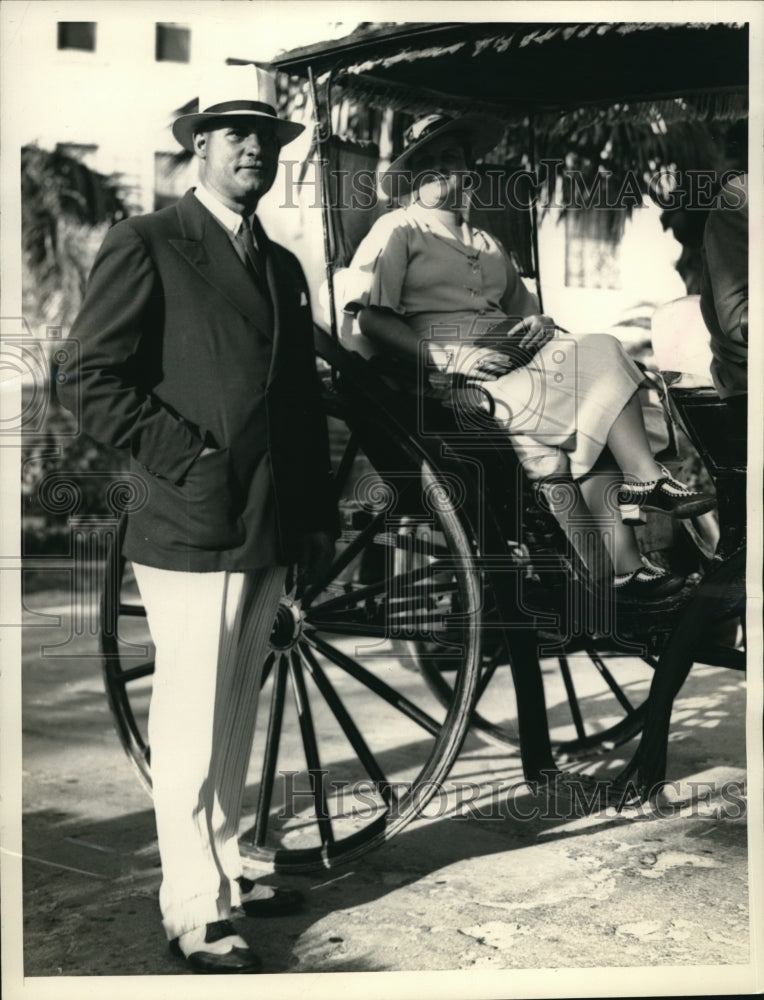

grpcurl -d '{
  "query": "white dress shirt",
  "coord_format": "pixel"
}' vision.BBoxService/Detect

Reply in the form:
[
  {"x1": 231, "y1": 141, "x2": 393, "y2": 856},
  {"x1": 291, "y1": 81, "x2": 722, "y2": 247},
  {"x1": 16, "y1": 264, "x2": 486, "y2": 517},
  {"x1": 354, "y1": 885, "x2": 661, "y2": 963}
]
[{"x1": 193, "y1": 183, "x2": 258, "y2": 266}]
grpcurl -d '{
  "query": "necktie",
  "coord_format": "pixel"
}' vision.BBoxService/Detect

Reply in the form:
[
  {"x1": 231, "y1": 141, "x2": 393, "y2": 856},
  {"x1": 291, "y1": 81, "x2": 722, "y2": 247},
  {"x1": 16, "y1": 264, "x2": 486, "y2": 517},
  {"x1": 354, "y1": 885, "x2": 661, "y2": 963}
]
[{"x1": 238, "y1": 216, "x2": 263, "y2": 281}]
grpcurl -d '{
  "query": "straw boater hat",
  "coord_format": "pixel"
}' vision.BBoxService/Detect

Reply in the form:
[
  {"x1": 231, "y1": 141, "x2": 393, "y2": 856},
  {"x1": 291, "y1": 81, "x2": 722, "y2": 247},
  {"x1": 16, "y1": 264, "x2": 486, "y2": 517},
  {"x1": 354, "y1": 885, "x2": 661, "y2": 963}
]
[
  {"x1": 172, "y1": 63, "x2": 305, "y2": 153},
  {"x1": 380, "y1": 113, "x2": 506, "y2": 192}
]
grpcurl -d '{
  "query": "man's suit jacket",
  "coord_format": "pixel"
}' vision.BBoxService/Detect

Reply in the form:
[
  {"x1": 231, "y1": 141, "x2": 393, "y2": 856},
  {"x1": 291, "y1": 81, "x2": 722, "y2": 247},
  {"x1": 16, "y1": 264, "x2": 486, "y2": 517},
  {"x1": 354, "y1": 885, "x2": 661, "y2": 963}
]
[
  {"x1": 699, "y1": 173, "x2": 748, "y2": 400},
  {"x1": 58, "y1": 190, "x2": 337, "y2": 571}
]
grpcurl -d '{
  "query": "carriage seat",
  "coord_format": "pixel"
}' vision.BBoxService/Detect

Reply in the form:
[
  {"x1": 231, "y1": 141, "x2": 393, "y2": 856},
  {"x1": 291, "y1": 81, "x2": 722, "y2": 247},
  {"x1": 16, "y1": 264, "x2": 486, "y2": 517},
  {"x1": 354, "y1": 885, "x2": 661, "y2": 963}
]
[
  {"x1": 650, "y1": 296, "x2": 746, "y2": 474},
  {"x1": 650, "y1": 295, "x2": 714, "y2": 386}
]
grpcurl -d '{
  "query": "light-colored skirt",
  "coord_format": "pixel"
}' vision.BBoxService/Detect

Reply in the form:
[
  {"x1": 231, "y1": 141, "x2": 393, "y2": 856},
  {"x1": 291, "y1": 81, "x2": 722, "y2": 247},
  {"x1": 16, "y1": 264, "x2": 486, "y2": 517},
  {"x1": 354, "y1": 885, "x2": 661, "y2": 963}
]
[{"x1": 449, "y1": 333, "x2": 646, "y2": 481}]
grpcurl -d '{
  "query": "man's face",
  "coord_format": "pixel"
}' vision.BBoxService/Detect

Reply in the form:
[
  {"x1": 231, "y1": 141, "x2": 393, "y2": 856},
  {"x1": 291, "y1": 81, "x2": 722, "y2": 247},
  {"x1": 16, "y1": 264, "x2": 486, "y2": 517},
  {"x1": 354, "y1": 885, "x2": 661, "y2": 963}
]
[{"x1": 194, "y1": 118, "x2": 280, "y2": 212}]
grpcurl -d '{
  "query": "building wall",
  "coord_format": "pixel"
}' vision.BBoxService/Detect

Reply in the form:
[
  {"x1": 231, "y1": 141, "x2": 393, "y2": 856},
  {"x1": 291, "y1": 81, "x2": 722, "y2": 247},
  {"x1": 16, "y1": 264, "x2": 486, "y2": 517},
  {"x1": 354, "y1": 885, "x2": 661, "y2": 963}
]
[
  {"x1": 13, "y1": 3, "x2": 350, "y2": 212},
  {"x1": 12, "y1": 3, "x2": 688, "y2": 341},
  {"x1": 537, "y1": 204, "x2": 686, "y2": 338}
]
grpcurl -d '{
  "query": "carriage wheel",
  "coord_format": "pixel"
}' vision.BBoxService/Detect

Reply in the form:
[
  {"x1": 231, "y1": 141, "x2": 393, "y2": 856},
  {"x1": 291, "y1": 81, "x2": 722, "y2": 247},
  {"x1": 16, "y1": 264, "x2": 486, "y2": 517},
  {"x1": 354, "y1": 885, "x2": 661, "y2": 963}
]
[
  {"x1": 412, "y1": 496, "x2": 723, "y2": 760},
  {"x1": 409, "y1": 509, "x2": 662, "y2": 760},
  {"x1": 101, "y1": 390, "x2": 483, "y2": 872},
  {"x1": 414, "y1": 542, "x2": 739, "y2": 763},
  {"x1": 413, "y1": 626, "x2": 658, "y2": 760}
]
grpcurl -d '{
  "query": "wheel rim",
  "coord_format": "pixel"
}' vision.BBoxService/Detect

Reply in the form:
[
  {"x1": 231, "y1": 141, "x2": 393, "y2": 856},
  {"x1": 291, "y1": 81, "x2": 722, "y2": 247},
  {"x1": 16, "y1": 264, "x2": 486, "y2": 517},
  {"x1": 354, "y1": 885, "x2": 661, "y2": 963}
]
[{"x1": 101, "y1": 391, "x2": 483, "y2": 872}]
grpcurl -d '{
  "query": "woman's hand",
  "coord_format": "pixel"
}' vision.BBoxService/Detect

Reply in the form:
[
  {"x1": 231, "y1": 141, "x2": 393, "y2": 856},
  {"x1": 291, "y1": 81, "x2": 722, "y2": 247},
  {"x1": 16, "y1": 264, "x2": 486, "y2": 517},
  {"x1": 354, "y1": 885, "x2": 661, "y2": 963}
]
[
  {"x1": 454, "y1": 313, "x2": 559, "y2": 381},
  {"x1": 506, "y1": 314, "x2": 557, "y2": 351},
  {"x1": 469, "y1": 350, "x2": 518, "y2": 380}
]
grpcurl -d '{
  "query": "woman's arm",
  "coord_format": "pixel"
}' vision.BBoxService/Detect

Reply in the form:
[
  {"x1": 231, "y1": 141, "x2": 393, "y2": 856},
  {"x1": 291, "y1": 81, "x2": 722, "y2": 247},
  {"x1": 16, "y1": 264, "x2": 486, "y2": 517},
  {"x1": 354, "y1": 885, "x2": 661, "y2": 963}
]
[
  {"x1": 498, "y1": 246, "x2": 540, "y2": 318},
  {"x1": 357, "y1": 306, "x2": 422, "y2": 363},
  {"x1": 358, "y1": 306, "x2": 464, "y2": 374},
  {"x1": 359, "y1": 305, "x2": 526, "y2": 382},
  {"x1": 497, "y1": 247, "x2": 558, "y2": 351}
]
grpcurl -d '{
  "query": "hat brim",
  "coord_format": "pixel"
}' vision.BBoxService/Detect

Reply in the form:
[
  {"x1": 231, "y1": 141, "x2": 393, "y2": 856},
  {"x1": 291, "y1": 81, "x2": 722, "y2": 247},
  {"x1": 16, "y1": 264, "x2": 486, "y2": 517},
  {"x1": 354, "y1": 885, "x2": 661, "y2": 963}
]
[
  {"x1": 173, "y1": 110, "x2": 305, "y2": 152},
  {"x1": 380, "y1": 113, "x2": 505, "y2": 195}
]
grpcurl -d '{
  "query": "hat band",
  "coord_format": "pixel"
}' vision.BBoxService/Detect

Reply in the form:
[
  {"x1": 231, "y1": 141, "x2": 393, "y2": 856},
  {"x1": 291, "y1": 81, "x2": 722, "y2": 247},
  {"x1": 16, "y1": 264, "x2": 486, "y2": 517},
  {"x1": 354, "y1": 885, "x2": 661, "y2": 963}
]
[
  {"x1": 203, "y1": 99, "x2": 277, "y2": 117},
  {"x1": 405, "y1": 116, "x2": 453, "y2": 150}
]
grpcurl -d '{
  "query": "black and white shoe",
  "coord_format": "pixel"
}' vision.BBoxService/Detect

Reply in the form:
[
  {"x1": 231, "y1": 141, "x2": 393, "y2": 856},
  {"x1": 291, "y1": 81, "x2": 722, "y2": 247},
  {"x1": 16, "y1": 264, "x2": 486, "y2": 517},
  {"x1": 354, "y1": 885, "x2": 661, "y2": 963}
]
[
  {"x1": 169, "y1": 919, "x2": 261, "y2": 974},
  {"x1": 613, "y1": 559, "x2": 685, "y2": 603},
  {"x1": 617, "y1": 467, "x2": 716, "y2": 524}
]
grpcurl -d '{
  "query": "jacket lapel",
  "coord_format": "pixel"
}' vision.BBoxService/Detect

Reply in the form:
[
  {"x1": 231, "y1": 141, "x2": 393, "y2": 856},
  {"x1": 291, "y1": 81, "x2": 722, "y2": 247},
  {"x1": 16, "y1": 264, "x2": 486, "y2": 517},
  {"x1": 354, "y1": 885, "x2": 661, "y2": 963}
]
[{"x1": 169, "y1": 191, "x2": 274, "y2": 340}]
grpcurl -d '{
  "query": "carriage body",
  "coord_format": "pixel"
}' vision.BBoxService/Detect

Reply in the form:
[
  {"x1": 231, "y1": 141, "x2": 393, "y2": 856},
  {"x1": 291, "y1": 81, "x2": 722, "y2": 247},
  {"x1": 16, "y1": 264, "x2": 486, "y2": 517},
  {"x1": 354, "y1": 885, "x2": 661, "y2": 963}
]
[{"x1": 102, "y1": 19, "x2": 749, "y2": 870}]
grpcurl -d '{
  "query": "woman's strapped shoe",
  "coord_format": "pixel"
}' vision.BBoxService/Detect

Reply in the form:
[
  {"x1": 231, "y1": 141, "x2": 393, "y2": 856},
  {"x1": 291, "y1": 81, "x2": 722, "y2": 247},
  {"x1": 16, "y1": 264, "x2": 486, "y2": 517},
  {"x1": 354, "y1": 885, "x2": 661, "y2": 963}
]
[
  {"x1": 617, "y1": 467, "x2": 717, "y2": 525},
  {"x1": 613, "y1": 563, "x2": 685, "y2": 603},
  {"x1": 169, "y1": 919, "x2": 262, "y2": 974}
]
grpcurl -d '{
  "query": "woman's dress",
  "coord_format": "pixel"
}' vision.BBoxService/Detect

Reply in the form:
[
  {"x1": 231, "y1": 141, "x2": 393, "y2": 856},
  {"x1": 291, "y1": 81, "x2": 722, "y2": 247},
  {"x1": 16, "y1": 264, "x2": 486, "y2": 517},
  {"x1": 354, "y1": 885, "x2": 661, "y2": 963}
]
[{"x1": 341, "y1": 202, "x2": 646, "y2": 481}]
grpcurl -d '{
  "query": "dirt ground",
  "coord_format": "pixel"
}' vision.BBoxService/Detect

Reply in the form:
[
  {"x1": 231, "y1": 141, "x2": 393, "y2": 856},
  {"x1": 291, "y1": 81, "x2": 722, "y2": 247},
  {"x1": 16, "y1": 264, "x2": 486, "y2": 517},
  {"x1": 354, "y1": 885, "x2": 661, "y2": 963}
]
[{"x1": 6, "y1": 585, "x2": 762, "y2": 998}]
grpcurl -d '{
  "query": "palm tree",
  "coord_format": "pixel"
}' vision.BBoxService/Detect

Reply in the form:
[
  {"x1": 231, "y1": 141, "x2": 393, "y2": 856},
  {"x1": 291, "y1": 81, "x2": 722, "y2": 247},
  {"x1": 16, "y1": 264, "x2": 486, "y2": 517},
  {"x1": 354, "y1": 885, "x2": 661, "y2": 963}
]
[
  {"x1": 532, "y1": 111, "x2": 746, "y2": 292},
  {"x1": 21, "y1": 145, "x2": 129, "y2": 555},
  {"x1": 21, "y1": 144, "x2": 128, "y2": 333}
]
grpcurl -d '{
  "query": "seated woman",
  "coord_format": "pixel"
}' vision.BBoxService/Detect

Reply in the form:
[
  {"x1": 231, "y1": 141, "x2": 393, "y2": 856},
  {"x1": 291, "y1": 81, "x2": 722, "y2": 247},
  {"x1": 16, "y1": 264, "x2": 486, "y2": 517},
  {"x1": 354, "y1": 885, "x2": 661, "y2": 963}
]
[{"x1": 339, "y1": 113, "x2": 716, "y2": 602}]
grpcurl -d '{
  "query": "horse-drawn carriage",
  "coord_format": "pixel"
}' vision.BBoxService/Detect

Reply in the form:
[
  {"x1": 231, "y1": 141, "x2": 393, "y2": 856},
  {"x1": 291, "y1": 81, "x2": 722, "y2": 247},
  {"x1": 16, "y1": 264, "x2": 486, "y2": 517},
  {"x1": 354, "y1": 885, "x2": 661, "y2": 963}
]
[{"x1": 100, "y1": 20, "x2": 749, "y2": 873}]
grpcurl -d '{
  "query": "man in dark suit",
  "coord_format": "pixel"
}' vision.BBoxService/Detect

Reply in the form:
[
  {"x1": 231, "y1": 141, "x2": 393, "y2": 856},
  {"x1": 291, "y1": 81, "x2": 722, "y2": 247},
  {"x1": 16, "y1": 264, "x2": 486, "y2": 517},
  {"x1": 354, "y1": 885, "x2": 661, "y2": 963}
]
[
  {"x1": 700, "y1": 172, "x2": 748, "y2": 416},
  {"x1": 58, "y1": 64, "x2": 337, "y2": 974},
  {"x1": 699, "y1": 170, "x2": 748, "y2": 555}
]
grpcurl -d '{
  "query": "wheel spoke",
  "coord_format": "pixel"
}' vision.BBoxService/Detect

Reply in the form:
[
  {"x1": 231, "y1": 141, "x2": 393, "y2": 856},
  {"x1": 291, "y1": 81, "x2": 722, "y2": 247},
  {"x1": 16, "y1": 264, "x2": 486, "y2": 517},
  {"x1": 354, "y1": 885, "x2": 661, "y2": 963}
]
[
  {"x1": 298, "y1": 643, "x2": 397, "y2": 809},
  {"x1": 304, "y1": 619, "x2": 391, "y2": 637},
  {"x1": 334, "y1": 431, "x2": 360, "y2": 492},
  {"x1": 476, "y1": 642, "x2": 506, "y2": 702},
  {"x1": 302, "y1": 509, "x2": 387, "y2": 607},
  {"x1": 308, "y1": 565, "x2": 457, "y2": 617},
  {"x1": 260, "y1": 651, "x2": 276, "y2": 688},
  {"x1": 288, "y1": 651, "x2": 334, "y2": 847},
  {"x1": 307, "y1": 632, "x2": 441, "y2": 737},
  {"x1": 307, "y1": 615, "x2": 460, "y2": 640},
  {"x1": 253, "y1": 654, "x2": 288, "y2": 847},
  {"x1": 304, "y1": 501, "x2": 455, "y2": 609},
  {"x1": 557, "y1": 654, "x2": 586, "y2": 741},
  {"x1": 379, "y1": 530, "x2": 451, "y2": 558},
  {"x1": 586, "y1": 648, "x2": 634, "y2": 714}
]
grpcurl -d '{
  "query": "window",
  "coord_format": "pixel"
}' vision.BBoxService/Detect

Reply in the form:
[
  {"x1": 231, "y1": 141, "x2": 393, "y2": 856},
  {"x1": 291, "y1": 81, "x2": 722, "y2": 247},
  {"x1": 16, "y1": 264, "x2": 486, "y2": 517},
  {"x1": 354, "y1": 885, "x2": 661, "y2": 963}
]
[
  {"x1": 155, "y1": 23, "x2": 190, "y2": 63},
  {"x1": 564, "y1": 210, "x2": 622, "y2": 290},
  {"x1": 57, "y1": 22, "x2": 96, "y2": 52}
]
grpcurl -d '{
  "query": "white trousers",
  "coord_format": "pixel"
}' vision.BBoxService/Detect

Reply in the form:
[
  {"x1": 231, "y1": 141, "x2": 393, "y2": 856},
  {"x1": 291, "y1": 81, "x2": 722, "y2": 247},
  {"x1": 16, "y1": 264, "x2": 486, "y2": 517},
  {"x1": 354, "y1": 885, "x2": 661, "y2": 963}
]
[{"x1": 132, "y1": 562, "x2": 287, "y2": 940}]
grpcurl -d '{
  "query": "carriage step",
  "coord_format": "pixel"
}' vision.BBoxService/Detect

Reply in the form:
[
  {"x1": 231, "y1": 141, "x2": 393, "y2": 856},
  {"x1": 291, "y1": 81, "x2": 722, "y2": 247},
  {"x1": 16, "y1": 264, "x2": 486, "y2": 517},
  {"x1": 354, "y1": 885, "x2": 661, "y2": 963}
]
[{"x1": 119, "y1": 603, "x2": 147, "y2": 617}]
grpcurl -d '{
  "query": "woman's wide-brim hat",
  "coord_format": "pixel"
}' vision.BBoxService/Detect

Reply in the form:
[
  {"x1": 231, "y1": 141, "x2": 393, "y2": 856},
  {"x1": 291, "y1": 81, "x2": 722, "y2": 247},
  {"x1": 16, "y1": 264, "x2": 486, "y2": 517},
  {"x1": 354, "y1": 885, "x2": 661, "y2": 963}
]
[
  {"x1": 172, "y1": 63, "x2": 305, "y2": 152},
  {"x1": 380, "y1": 113, "x2": 506, "y2": 194}
]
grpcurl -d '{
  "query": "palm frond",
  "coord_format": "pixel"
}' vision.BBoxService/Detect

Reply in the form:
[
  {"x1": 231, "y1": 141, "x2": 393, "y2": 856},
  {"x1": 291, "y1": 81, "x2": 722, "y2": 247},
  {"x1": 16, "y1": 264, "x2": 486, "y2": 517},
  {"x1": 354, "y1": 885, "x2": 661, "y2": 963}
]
[{"x1": 21, "y1": 144, "x2": 128, "y2": 329}]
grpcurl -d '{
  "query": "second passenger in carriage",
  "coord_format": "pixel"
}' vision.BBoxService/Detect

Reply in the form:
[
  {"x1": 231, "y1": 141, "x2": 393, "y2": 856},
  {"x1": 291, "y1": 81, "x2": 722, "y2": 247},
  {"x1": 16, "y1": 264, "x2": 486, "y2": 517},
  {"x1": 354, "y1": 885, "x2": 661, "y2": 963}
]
[{"x1": 339, "y1": 114, "x2": 716, "y2": 602}]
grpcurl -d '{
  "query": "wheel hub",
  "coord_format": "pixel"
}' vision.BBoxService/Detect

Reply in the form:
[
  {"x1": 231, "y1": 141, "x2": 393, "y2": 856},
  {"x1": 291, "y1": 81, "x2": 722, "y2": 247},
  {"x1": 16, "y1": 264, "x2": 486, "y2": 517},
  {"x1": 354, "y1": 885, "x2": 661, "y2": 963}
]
[{"x1": 269, "y1": 597, "x2": 304, "y2": 651}]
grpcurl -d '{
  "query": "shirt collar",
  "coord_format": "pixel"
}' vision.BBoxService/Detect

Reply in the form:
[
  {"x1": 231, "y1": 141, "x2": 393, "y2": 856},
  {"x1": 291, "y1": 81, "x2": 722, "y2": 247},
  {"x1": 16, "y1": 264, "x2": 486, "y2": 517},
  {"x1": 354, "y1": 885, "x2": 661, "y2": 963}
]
[
  {"x1": 194, "y1": 183, "x2": 255, "y2": 237},
  {"x1": 409, "y1": 199, "x2": 480, "y2": 255},
  {"x1": 410, "y1": 197, "x2": 466, "y2": 228}
]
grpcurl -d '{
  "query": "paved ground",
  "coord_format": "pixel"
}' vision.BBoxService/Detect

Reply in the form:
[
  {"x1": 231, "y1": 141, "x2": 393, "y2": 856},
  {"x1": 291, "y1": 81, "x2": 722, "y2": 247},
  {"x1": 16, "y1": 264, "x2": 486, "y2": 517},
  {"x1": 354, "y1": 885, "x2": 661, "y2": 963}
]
[{"x1": 7, "y1": 585, "x2": 762, "y2": 998}]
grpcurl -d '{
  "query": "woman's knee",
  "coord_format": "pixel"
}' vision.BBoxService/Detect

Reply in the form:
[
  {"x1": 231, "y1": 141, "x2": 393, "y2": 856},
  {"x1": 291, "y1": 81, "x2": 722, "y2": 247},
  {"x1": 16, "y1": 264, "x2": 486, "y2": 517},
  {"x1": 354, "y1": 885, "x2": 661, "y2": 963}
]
[
  {"x1": 576, "y1": 333, "x2": 624, "y2": 358},
  {"x1": 518, "y1": 447, "x2": 570, "y2": 482}
]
